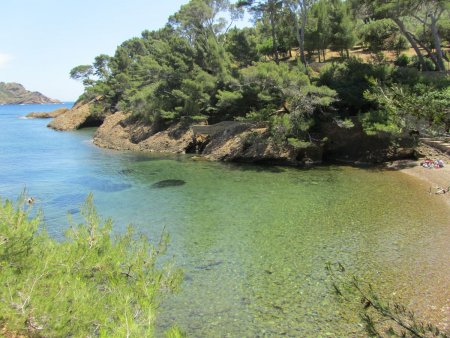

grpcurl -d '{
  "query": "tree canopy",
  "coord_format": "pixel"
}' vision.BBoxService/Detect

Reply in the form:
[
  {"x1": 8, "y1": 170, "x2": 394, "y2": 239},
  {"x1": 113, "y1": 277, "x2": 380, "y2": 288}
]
[{"x1": 70, "y1": 0, "x2": 450, "y2": 140}]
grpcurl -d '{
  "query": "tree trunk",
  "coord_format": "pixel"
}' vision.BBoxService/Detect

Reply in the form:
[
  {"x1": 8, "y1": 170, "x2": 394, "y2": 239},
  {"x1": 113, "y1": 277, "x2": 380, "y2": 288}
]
[
  {"x1": 269, "y1": 6, "x2": 279, "y2": 64},
  {"x1": 392, "y1": 17, "x2": 428, "y2": 71},
  {"x1": 413, "y1": 37, "x2": 440, "y2": 70},
  {"x1": 300, "y1": 2, "x2": 308, "y2": 66},
  {"x1": 318, "y1": 49, "x2": 321, "y2": 62},
  {"x1": 292, "y1": 2, "x2": 309, "y2": 76},
  {"x1": 430, "y1": 15, "x2": 446, "y2": 71}
]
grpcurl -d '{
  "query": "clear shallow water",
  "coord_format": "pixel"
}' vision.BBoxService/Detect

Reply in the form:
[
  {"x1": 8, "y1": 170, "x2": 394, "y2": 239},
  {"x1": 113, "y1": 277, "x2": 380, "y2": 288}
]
[{"x1": 1, "y1": 104, "x2": 449, "y2": 336}]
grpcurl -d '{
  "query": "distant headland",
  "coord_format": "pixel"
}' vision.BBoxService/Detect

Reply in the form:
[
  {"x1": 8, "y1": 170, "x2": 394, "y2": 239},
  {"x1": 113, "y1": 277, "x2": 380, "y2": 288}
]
[{"x1": 0, "y1": 82, "x2": 61, "y2": 104}]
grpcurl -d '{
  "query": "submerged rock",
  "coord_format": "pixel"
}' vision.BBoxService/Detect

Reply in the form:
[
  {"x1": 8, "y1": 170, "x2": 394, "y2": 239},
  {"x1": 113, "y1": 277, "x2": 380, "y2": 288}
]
[
  {"x1": 151, "y1": 179, "x2": 186, "y2": 188},
  {"x1": 195, "y1": 260, "x2": 223, "y2": 270},
  {"x1": 67, "y1": 208, "x2": 80, "y2": 215}
]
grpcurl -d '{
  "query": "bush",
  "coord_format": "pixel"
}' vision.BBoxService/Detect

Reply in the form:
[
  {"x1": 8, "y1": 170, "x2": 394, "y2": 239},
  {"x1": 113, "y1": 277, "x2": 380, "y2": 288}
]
[
  {"x1": 358, "y1": 19, "x2": 397, "y2": 53},
  {"x1": 0, "y1": 194, "x2": 182, "y2": 337},
  {"x1": 394, "y1": 54, "x2": 410, "y2": 67},
  {"x1": 318, "y1": 58, "x2": 392, "y2": 115},
  {"x1": 391, "y1": 67, "x2": 421, "y2": 86},
  {"x1": 410, "y1": 56, "x2": 436, "y2": 71}
]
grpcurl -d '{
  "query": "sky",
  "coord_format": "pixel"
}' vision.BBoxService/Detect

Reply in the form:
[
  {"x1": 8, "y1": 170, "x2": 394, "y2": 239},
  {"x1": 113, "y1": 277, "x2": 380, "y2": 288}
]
[{"x1": 0, "y1": 0, "x2": 195, "y2": 101}]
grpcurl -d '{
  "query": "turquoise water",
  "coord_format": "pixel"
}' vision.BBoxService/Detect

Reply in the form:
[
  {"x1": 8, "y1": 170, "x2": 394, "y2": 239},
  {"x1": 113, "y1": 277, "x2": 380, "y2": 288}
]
[{"x1": 1, "y1": 104, "x2": 449, "y2": 336}]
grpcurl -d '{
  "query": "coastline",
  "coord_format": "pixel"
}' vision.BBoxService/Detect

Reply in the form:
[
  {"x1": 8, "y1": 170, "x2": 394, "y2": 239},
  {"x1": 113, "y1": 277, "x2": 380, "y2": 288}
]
[{"x1": 386, "y1": 146, "x2": 450, "y2": 207}]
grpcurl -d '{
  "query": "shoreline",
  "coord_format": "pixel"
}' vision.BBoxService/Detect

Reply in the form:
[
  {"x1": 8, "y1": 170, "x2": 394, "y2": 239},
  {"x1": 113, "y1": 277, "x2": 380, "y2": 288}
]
[{"x1": 385, "y1": 146, "x2": 450, "y2": 207}]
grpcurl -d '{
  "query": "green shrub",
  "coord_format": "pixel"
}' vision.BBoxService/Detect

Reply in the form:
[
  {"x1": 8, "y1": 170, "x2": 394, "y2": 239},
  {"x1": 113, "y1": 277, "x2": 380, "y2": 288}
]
[
  {"x1": 0, "y1": 194, "x2": 182, "y2": 337},
  {"x1": 358, "y1": 19, "x2": 397, "y2": 53},
  {"x1": 394, "y1": 54, "x2": 410, "y2": 67},
  {"x1": 318, "y1": 58, "x2": 392, "y2": 115},
  {"x1": 410, "y1": 56, "x2": 436, "y2": 71}
]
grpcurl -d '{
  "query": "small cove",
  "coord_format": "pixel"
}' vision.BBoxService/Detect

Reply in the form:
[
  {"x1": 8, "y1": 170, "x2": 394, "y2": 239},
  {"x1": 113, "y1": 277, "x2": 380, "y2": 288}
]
[{"x1": 1, "y1": 104, "x2": 449, "y2": 336}]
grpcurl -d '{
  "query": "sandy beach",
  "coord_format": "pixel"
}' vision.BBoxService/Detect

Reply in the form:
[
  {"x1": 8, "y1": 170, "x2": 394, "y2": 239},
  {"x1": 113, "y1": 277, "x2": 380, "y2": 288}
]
[{"x1": 386, "y1": 144, "x2": 450, "y2": 207}]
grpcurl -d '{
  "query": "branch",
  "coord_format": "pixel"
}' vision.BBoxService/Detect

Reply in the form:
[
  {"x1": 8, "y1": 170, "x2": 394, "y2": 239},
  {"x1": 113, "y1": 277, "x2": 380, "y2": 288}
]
[{"x1": 412, "y1": 14, "x2": 427, "y2": 25}]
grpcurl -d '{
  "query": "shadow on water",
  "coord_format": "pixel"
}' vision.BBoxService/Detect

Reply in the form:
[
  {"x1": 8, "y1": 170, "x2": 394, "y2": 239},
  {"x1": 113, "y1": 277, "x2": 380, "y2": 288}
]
[
  {"x1": 69, "y1": 176, "x2": 132, "y2": 192},
  {"x1": 151, "y1": 179, "x2": 186, "y2": 188}
]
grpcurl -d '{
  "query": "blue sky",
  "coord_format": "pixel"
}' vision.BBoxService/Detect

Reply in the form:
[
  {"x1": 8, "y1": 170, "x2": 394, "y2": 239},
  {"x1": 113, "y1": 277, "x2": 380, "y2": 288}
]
[{"x1": 0, "y1": 1, "x2": 196, "y2": 101}]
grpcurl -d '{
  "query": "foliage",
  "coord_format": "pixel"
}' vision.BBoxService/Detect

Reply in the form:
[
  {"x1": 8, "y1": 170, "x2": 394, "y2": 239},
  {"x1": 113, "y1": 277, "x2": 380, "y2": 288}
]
[
  {"x1": 328, "y1": 0, "x2": 356, "y2": 57},
  {"x1": 304, "y1": 0, "x2": 331, "y2": 61},
  {"x1": 351, "y1": 0, "x2": 448, "y2": 71},
  {"x1": 224, "y1": 27, "x2": 260, "y2": 66},
  {"x1": 69, "y1": 65, "x2": 94, "y2": 87},
  {"x1": 235, "y1": 62, "x2": 336, "y2": 140},
  {"x1": 318, "y1": 58, "x2": 392, "y2": 114},
  {"x1": 0, "y1": 194, "x2": 182, "y2": 337},
  {"x1": 69, "y1": 0, "x2": 449, "y2": 142},
  {"x1": 394, "y1": 54, "x2": 410, "y2": 67},
  {"x1": 358, "y1": 19, "x2": 399, "y2": 53},
  {"x1": 326, "y1": 263, "x2": 449, "y2": 338},
  {"x1": 364, "y1": 82, "x2": 450, "y2": 135}
]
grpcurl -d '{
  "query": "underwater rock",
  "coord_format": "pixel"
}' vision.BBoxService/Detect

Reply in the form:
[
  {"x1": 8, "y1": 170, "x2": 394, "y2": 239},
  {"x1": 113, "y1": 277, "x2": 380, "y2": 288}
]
[
  {"x1": 118, "y1": 169, "x2": 135, "y2": 175},
  {"x1": 51, "y1": 193, "x2": 87, "y2": 207},
  {"x1": 67, "y1": 208, "x2": 80, "y2": 215},
  {"x1": 151, "y1": 179, "x2": 186, "y2": 189},
  {"x1": 195, "y1": 260, "x2": 223, "y2": 270}
]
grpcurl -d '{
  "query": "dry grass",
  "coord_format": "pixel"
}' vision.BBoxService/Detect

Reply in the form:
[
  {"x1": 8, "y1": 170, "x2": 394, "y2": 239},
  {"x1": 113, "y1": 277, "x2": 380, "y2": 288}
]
[{"x1": 281, "y1": 46, "x2": 450, "y2": 68}]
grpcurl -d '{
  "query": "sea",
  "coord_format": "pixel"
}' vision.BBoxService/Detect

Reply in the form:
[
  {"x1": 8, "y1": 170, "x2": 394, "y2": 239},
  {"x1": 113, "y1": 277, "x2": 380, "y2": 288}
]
[{"x1": 0, "y1": 103, "x2": 449, "y2": 336}]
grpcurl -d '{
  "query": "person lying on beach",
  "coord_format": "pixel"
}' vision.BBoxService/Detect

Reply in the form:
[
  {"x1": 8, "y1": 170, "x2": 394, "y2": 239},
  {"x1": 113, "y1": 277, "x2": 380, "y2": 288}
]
[{"x1": 435, "y1": 187, "x2": 449, "y2": 194}]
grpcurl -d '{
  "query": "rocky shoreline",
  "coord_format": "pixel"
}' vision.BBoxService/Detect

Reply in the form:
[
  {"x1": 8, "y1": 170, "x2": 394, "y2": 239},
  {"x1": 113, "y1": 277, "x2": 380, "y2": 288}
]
[
  {"x1": 44, "y1": 102, "x2": 417, "y2": 167},
  {"x1": 26, "y1": 107, "x2": 69, "y2": 119}
]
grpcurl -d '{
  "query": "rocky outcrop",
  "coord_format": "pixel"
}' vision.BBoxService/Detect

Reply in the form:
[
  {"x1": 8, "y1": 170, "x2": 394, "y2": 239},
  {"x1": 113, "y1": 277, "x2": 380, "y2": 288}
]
[
  {"x1": 138, "y1": 123, "x2": 194, "y2": 153},
  {"x1": 199, "y1": 124, "x2": 322, "y2": 165},
  {"x1": 89, "y1": 112, "x2": 415, "y2": 167},
  {"x1": 26, "y1": 108, "x2": 69, "y2": 119},
  {"x1": 93, "y1": 112, "x2": 142, "y2": 151},
  {"x1": 93, "y1": 113, "x2": 323, "y2": 165},
  {"x1": 0, "y1": 82, "x2": 60, "y2": 104},
  {"x1": 93, "y1": 112, "x2": 194, "y2": 153},
  {"x1": 48, "y1": 100, "x2": 103, "y2": 131}
]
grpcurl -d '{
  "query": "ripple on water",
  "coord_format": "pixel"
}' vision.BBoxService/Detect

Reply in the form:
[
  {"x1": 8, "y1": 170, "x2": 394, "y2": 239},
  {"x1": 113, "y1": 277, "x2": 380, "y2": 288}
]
[{"x1": 69, "y1": 176, "x2": 132, "y2": 192}]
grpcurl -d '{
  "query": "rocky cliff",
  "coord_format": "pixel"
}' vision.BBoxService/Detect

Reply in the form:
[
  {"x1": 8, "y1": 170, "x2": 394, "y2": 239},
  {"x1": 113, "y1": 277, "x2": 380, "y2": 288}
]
[
  {"x1": 92, "y1": 112, "x2": 411, "y2": 166},
  {"x1": 47, "y1": 98, "x2": 105, "y2": 131},
  {"x1": 42, "y1": 105, "x2": 415, "y2": 166},
  {"x1": 0, "y1": 82, "x2": 61, "y2": 104}
]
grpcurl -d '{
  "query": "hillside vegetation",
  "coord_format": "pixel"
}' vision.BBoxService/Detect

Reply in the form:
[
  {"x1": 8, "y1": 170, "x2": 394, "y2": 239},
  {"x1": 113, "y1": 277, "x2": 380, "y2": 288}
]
[{"x1": 71, "y1": 0, "x2": 449, "y2": 144}]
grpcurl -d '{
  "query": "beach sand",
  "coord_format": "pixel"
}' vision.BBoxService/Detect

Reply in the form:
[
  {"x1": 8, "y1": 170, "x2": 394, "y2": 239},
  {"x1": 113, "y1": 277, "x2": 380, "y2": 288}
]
[{"x1": 386, "y1": 144, "x2": 450, "y2": 206}]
